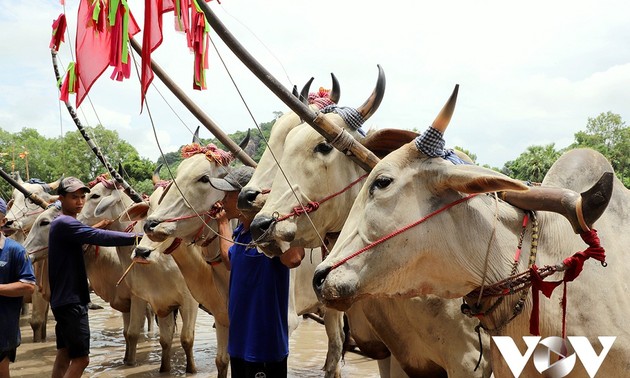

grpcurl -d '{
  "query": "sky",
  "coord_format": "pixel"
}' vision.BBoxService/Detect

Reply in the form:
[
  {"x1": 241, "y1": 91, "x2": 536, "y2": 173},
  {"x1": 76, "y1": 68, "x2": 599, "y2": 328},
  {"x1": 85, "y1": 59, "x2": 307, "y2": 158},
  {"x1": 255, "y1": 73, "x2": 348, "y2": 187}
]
[{"x1": 1, "y1": 0, "x2": 629, "y2": 168}]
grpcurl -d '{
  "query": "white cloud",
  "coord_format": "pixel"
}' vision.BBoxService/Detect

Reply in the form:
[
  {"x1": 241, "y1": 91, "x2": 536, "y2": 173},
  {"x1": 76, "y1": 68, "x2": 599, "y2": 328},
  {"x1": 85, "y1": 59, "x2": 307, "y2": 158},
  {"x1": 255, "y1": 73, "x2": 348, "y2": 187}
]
[{"x1": 0, "y1": 0, "x2": 628, "y2": 169}]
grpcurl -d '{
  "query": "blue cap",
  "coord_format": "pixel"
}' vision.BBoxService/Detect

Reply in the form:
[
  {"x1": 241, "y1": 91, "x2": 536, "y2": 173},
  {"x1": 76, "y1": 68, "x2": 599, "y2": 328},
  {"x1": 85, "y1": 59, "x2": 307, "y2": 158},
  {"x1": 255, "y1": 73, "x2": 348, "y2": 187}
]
[{"x1": 0, "y1": 198, "x2": 6, "y2": 215}]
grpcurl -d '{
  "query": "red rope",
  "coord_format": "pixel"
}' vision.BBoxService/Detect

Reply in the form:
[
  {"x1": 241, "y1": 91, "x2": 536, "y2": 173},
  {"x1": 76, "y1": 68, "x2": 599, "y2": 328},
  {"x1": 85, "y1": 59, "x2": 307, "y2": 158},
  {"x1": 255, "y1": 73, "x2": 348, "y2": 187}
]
[
  {"x1": 529, "y1": 229, "x2": 606, "y2": 336},
  {"x1": 276, "y1": 174, "x2": 368, "y2": 222},
  {"x1": 330, "y1": 193, "x2": 479, "y2": 270}
]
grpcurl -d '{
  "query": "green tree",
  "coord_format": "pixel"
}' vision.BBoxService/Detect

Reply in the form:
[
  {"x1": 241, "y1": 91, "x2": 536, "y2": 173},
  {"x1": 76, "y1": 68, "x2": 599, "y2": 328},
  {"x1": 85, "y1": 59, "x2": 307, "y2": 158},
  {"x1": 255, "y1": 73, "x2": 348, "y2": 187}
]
[
  {"x1": 501, "y1": 144, "x2": 561, "y2": 183},
  {"x1": 571, "y1": 111, "x2": 629, "y2": 187}
]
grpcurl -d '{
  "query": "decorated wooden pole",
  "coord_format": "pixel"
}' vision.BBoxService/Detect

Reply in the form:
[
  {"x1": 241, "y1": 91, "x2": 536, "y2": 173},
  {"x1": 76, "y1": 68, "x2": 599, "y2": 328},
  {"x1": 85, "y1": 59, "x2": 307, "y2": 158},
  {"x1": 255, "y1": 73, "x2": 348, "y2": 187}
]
[
  {"x1": 196, "y1": 2, "x2": 380, "y2": 171},
  {"x1": 129, "y1": 38, "x2": 256, "y2": 168},
  {"x1": 0, "y1": 167, "x2": 50, "y2": 210},
  {"x1": 51, "y1": 50, "x2": 145, "y2": 204}
]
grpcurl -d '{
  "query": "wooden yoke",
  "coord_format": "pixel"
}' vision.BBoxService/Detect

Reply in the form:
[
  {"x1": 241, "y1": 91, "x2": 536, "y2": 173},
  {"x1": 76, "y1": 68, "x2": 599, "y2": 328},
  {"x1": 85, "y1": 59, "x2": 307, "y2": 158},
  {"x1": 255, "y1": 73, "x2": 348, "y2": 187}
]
[
  {"x1": 197, "y1": 2, "x2": 380, "y2": 172},
  {"x1": 0, "y1": 167, "x2": 50, "y2": 210}
]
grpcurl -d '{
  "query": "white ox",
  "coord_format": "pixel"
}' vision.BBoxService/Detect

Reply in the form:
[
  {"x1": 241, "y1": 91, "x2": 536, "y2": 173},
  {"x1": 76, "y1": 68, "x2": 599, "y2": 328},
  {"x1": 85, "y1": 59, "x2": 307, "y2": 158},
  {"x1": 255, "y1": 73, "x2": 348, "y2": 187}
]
[
  {"x1": 24, "y1": 205, "x2": 148, "y2": 366},
  {"x1": 142, "y1": 141, "x2": 348, "y2": 376},
  {"x1": 4, "y1": 174, "x2": 61, "y2": 342},
  {"x1": 314, "y1": 135, "x2": 630, "y2": 378},
  {"x1": 249, "y1": 116, "x2": 491, "y2": 377},
  {"x1": 77, "y1": 177, "x2": 200, "y2": 373},
  {"x1": 131, "y1": 176, "x2": 232, "y2": 378}
]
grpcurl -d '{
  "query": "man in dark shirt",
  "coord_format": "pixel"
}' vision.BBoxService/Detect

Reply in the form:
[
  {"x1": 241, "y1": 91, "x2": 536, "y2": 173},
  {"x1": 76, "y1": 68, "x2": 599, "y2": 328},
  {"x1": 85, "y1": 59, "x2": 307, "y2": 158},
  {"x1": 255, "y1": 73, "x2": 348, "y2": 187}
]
[
  {"x1": 0, "y1": 197, "x2": 36, "y2": 378},
  {"x1": 48, "y1": 177, "x2": 142, "y2": 378}
]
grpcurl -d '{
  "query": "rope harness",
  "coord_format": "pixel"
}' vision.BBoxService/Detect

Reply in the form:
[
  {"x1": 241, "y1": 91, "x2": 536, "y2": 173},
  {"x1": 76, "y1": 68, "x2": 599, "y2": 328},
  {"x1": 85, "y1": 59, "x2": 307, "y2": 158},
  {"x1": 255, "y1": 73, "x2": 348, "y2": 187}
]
[{"x1": 274, "y1": 174, "x2": 368, "y2": 222}]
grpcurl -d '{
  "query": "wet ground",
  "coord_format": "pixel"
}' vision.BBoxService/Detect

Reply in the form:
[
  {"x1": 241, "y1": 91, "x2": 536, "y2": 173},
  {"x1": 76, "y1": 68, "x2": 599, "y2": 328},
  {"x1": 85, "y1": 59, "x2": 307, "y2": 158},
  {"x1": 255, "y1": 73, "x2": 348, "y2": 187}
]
[{"x1": 11, "y1": 296, "x2": 379, "y2": 377}]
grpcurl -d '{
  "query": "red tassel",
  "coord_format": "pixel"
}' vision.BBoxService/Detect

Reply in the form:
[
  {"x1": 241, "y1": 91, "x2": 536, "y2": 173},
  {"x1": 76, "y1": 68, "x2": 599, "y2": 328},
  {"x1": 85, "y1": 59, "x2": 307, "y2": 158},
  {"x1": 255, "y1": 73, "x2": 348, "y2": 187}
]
[{"x1": 50, "y1": 13, "x2": 67, "y2": 51}]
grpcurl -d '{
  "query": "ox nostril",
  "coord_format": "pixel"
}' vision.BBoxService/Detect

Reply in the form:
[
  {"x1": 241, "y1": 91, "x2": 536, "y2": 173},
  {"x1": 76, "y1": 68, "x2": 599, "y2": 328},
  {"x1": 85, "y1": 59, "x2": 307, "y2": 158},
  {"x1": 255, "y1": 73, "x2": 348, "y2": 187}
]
[
  {"x1": 135, "y1": 247, "x2": 152, "y2": 259},
  {"x1": 143, "y1": 220, "x2": 160, "y2": 233},
  {"x1": 250, "y1": 215, "x2": 274, "y2": 242},
  {"x1": 5, "y1": 220, "x2": 13, "y2": 227},
  {"x1": 313, "y1": 266, "x2": 332, "y2": 295},
  {"x1": 238, "y1": 189, "x2": 260, "y2": 210}
]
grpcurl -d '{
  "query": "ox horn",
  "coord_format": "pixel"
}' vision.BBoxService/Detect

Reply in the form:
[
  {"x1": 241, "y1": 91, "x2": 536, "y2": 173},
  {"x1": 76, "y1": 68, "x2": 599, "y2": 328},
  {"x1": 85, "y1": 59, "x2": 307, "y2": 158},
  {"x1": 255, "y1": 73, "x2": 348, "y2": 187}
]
[
  {"x1": 13, "y1": 171, "x2": 23, "y2": 184},
  {"x1": 432, "y1": 84, "x2": 459, "y2": 134},
  {"x1": 152, "y1": 164, "x2": 163, "y2": 185},
  {"x1": 239, "y1": 129, "x2": 251, "y2": 150},
  {"x1": 291, "y1": 85, "x2": 299, "y2": 98},
  {"x1": 117, "y1": 162, "x2": 125, "y2": 179},
  {"x1": 299, "y1": 77, "x2": 314, "y2": 105},
  {"x1": 48, "y1": 176, "x2": 63, "y2": 191},
  {"x1": 356, "y1": 64, "x2": 386, "y2": 121},
  {"x1": 329, "y1": 73, "x2": 340, "y2": 104},
  {"x1": 192, "y1": 126, "x2": 202, "y2": 144}
]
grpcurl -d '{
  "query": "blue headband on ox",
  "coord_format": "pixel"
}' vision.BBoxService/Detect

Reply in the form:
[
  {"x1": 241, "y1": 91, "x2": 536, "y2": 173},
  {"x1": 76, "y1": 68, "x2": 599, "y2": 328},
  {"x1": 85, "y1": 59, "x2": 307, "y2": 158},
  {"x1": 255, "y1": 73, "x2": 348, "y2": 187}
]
[{"x1": 320, "y1": 105, "x2": 367, "y2": 136}]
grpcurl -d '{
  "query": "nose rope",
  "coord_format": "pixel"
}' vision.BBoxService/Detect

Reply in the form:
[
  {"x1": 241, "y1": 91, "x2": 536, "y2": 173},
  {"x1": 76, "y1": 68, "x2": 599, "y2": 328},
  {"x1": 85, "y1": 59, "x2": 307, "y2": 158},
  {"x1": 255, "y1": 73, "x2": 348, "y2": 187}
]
[
  {"x1": 330, "y1": 193, "x2": 479, "y2": 270},
  {"x1": 275, "y1": 174, "x2": 368, "y2": 222}
]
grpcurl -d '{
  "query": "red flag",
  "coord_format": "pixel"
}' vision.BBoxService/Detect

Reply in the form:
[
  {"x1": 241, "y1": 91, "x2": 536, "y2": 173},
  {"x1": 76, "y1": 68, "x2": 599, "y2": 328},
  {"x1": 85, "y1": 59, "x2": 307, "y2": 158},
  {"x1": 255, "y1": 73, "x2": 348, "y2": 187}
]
[
  {"x1": 141, "y1": 0, "x2": 217, "y2": 108},
  {"x1": 69, "y1": 0, "x2": 140, "y2": 108},
  {"x1": 49, "y1": 13, "x2": 67, "y2": 51}
]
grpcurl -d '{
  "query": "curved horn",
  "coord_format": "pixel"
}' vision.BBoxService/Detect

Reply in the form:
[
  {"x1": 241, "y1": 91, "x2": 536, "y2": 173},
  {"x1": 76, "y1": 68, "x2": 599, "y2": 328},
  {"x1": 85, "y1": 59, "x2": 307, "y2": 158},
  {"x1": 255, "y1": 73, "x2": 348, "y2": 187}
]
[
  {"x1": 356, "y1": 64, "x2": 386, "y2": 121},
  {"x1": 299, "y1": 77, "x2": 314, "y2": 105},
  {"x1": 152, "y1": 164, "x2": 163, "y2": 185},
  {"x1": 329, "y1": 73, "x2": 340, "y2": 104},
  {"x1": 291, "y1": 85, "x2": 299, "y2": 98},
  {"x1": 431, "y1": 84, "x2": 459, "y2": 134},
  {"x1": 14, "y1": 172, "x2": 23, "y2": 184},
  {"x1": 48, "y1": 176, "x2": 63, "y2": 190},
  {"x1": 192, "y1": 126, "x2": 202, "y2": 144},
  {"x1": 239, "y1": 129, "x2": 251, "y2": 150},
  {"x1": 117, "y1": 162, "x2": 125, "y2": 178}
]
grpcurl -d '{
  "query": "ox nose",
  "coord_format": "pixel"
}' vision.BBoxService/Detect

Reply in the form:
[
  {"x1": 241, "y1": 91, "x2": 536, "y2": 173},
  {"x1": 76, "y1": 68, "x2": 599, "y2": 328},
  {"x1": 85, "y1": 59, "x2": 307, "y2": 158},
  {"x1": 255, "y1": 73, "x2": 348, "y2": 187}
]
[
  {"x1": 237, "y1": 189, "x2": 260, "y2": 210},
  {"x1": 143, "y1": 219, "x2": 160, "y2": 233},
  {"x1": 134, "y1": 246, "x2": 153, "y2": 260},
  {"x1": 250, "y1": 215, "x2": 274, "y2": 243},
  {"x1": 312, "y1": 265, "x2": 332, "y2": 297},
  {"x1": 5, "y1": 220, "x2": 14, "y2": 227}
]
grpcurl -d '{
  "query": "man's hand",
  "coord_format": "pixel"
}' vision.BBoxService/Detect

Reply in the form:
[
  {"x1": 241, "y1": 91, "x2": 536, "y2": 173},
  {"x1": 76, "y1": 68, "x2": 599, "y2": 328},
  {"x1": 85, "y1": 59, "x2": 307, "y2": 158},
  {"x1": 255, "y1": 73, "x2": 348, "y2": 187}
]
[{"x1": 92, "y1": 219, "x2": 113, "y2": 229}]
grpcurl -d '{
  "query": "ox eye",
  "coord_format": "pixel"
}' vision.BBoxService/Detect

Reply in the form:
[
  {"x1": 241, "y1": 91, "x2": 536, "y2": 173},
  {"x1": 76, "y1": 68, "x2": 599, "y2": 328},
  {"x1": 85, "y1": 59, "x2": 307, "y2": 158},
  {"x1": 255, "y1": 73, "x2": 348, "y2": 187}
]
[
  {"x1": 314, "y1": 142, "x2": 333, "y2": 154},
  {"x1": 90, "y1": 194, "x2": 101, "y2": 200},
  {"x1": 369, "y1": 176, "x2": 393, "y2": 195},
  {"x1": 40, "y1": 220, "x2": 50, "y2": 227},
  {"x1": 199, "y1": 175, "x2": 211, "y2": 183}
]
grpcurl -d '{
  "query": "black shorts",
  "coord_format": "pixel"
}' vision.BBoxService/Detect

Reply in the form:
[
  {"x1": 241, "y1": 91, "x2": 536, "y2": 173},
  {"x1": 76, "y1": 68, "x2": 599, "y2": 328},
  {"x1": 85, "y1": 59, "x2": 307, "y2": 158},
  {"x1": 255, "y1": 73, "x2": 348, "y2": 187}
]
[
  {"x1": 230, "y1": 356, "x2": 287, "y2": 378},
  {"x1": 52, "y1": 303, "x2": 90, "y2": 359},
  {"x1": 0, "y1": 348, "x2": 16, "y2": 363}
]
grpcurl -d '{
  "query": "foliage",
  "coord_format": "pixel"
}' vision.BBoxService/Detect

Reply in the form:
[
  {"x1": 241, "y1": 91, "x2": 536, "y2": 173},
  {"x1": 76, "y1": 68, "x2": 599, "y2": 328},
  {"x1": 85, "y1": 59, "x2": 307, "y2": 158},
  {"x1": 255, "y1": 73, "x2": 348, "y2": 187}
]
[
  {"x1": 452, "y1": 146, "x2": 477, "y2": 164},
  {"x1": 570, "y1": 111, "x2": 630, "y2": 187},
  {"x1": 501, "y1": 144, "x2": 562, "y2": 183}
]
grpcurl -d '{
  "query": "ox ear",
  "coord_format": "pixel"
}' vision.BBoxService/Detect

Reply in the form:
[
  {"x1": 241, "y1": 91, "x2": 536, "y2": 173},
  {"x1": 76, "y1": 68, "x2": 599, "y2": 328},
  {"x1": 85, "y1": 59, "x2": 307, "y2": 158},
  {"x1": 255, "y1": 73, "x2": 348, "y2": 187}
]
[
  {"x1": 123, "y1": 202, "x2": 150, "y2": 222},
  {"x1": 360, "y1": 129, "x2": 418, "y2": 158},
  {"x1": 14, "y1": 171, "x2": 23, "y2": 184},
  {"x1": 7, "y1": 199, "x2": 14, "y2": 212},
  {"x1": 94, "y1": 195, "x2": 122, "y2": 218},
  {"x1": 438, "y1": 164, "x2": 529, "y2": 194}
]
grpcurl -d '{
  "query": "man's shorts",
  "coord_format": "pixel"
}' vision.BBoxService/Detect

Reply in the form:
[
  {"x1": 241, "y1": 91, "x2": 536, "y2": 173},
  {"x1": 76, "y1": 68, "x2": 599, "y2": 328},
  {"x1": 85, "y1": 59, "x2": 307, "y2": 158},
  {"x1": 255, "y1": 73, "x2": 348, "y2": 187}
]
[
  {"x1": 0, "y1": 348, "x2": 16, "y2": 363},
  {"x1": 230, "y1": 356, "x2": 287, "y2": 378},
  {"x1": 52, "y1": 303, "x2": 90, "y2": 359}
]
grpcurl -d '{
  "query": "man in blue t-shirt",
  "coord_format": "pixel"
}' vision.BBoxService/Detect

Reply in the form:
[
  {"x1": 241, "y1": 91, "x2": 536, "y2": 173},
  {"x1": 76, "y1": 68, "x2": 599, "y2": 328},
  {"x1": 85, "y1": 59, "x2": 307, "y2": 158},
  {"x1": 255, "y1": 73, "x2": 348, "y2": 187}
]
[
  {"x1": 211, "y1": 167, "x2": 304, "y2": 378},
  {"x1": 48, "y1": 177, "x2": 142, "y2": 378},
  {"x1": 0, "y1": 197, "x2": 36, "y2": 378}
]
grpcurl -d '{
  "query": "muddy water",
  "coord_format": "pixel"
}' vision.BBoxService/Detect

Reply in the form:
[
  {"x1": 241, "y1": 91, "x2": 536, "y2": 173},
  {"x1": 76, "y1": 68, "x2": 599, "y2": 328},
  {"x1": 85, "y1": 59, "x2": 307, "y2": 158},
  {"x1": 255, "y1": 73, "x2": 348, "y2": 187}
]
[{"x1": 11, "y1": 297, "x2": 379, "y2": 377}]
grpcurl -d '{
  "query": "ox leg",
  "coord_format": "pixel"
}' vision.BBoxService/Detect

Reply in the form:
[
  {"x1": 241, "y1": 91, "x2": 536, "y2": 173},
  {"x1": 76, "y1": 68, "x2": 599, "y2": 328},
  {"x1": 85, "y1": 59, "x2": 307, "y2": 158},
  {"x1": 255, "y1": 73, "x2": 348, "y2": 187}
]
[
  {"x1": 122, "y1": 311, "x2": 132, "y2": 364},
  {"x1": 157, "y1": 312, "x2": 176, "y2": 373},
  {"x1": 323, "y1": 309, "x2": 344, "y2": 378},
  {"x1": 376, "y1": 357, "x2": 391, "y2": 378},
  {"x1": 145, "y1": 303, "x2": 155, "y2": 334},
  {"x1": 179, "y1": 298, "x2": 199, "y2": 373},
  {"x1": 30, "y1": 290, "x2": 49, "y2": 342},
  {"x1": 124, "y1": 297, "x2": 148, "y2": 366},
  {"x1": 215, "y1": 323, "x2": 230, "y2": 378}
]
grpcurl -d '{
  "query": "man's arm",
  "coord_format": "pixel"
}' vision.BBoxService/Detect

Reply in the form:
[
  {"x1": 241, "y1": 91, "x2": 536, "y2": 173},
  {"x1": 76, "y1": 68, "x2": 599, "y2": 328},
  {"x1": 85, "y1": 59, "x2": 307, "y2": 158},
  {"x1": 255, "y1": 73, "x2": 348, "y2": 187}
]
[
  {"x1": 0, "y1": 281, "x2": 35, "y2": 297},
  {"x1": 217, "y1": 215, "x2": 233, "y2": 271}
]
